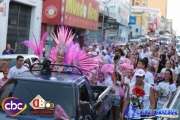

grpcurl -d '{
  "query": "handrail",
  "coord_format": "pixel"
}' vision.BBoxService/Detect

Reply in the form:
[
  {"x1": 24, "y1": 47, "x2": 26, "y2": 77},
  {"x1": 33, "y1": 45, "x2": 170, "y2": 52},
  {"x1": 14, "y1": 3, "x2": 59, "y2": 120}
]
[{"x1": 30, "y1": 62, "x2": 83, "y2": 75}]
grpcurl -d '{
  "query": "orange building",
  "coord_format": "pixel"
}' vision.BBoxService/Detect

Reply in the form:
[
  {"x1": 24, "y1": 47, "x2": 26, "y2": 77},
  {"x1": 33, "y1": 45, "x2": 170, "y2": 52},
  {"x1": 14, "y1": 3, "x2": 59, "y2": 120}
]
[{"x1": 132, "y1": 0, "x2": 167, "y2": 18}]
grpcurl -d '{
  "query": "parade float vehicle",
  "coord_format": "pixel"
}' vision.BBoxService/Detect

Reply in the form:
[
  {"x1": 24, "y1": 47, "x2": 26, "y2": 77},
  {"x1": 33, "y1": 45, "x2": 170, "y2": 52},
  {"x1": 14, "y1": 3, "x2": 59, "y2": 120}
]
[{"x1": 0, "y1": 58, "x2": 113, "y2": 120}]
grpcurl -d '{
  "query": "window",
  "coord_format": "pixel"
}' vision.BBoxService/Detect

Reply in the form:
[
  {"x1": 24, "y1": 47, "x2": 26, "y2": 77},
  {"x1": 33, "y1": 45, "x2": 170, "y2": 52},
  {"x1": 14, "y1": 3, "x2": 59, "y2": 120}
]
[
  {"x1": 31, "y1": 57, "x2": 39, "y2": 63},
  {"x1": 136, "y1": 28, "x2": 139, "y2": 32},
  {"x1": 24, "y1": 58, "x2": 31, "y2": 66},
  {"x1": 79, "y1": 84, "x2": 90, "y2": 102},
  {"x1": 136, "y1": 2, "x2": 139, "y2": 5},
  {"x1": 0, "y1": 59, "x2": 16, "y2": 71}
]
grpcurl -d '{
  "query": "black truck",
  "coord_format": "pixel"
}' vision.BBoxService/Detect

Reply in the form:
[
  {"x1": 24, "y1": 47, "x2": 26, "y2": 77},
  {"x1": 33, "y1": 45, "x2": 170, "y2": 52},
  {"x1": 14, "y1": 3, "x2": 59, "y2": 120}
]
[{"x1": 0, "y1": 59, "x2": 113, "y2": 120}]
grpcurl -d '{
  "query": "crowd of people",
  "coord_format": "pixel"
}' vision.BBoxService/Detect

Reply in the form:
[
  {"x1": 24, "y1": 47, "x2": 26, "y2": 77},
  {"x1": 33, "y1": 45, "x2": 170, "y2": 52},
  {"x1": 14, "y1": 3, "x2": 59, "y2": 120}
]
[
  {"x1": 1, "y1": 26, "x2": 180, "y2": 120},
  {"x1": 82, "y1": 40, "x2": 180, "y2": 119}
]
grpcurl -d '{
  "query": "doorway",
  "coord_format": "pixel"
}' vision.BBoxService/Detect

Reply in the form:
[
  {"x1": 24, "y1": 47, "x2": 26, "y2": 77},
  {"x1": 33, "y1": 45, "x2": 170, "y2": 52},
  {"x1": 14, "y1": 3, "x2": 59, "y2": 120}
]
[{"x1": 7, "y1": 2, "x2": 32, "y2": 54}]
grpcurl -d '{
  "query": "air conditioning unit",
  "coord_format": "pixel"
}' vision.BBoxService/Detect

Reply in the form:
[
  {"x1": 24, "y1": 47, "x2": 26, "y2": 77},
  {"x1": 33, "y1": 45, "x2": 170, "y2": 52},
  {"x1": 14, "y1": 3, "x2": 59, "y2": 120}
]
[{"x1": 0, "y1": 0, "x2": 4, "y2": 3}]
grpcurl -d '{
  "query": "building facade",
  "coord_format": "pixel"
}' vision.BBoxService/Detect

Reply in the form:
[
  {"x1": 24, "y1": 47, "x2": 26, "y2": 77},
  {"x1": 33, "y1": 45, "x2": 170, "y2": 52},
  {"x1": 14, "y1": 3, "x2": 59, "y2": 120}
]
[
  {"x1": 132, "y1": 0, "x2": 148, "y2": 6},
  {"x1": 0, "y1": 0, "x2": 43, "y2": 54},
  {"x1": 132, "y1": 0, "x2": 167, "y2": 18},
  {"x1": 131, "y1": 6, "x2": 161, "y2": 34},
  {"x1": 129, "y1": 11, "x2": 148, "y2": 36}
]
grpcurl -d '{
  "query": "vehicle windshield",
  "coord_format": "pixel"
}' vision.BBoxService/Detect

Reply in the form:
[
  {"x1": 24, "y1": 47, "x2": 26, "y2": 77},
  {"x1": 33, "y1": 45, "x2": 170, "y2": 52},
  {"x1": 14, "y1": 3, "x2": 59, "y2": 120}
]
[
  {"x1": 0, "y1": 80, "x2": 75, "y2": 117},
  {"x1": 166, "y1": 90, "x2": 179, "y2": 108},
  {"x1": 166, "y1": 91, "x2": 180, "y2": 120},
  {"x1": 0, "y1": 59, "x2": 16, "y2": 71}
]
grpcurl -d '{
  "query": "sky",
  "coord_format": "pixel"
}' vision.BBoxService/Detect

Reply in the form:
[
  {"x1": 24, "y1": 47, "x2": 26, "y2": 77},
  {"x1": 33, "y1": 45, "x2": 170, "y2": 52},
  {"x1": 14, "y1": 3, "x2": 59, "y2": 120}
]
[{"x1": 167, "y1": 0, "x2": 180, "y2": 35}]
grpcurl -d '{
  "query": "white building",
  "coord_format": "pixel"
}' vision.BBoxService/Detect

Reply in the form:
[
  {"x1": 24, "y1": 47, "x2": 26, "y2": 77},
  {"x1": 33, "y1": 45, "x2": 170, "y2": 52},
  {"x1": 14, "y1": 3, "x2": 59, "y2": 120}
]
[
  {"x1": 0, "y1": 0, "x2": 43, "y2": 54},
  {"x1": 131, "y1": 6, "x2": 161, "y2": 34}
]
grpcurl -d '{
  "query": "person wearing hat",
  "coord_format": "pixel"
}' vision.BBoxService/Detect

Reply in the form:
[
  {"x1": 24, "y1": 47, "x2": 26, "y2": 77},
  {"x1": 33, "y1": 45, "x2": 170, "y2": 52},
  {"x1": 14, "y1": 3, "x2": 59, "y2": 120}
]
[
  {"x1": 121, "y1": 69, "x2": 155, "y2": 119},
  {"x1": 102, "y1": 49, "x2": 111, "y2": 64},
  {"x1": 131, "y1": 59, "x2": 154, "y2": 85}
]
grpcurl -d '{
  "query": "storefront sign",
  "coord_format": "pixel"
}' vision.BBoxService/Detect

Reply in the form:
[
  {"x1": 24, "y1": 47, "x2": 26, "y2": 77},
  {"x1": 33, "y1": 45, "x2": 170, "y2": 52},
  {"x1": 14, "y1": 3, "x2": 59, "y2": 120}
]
[
  {"x1": 148, "y1": 23, "x2": 155, "y2": 32},
  {"x1": 45, "y1": 5, "x2": 58, "y2": 19},
  {"x1": 42, "y1": 0, "x2": 61, "y2": 24},
  {"x1": 62, "y1": 0, "x2": 99, "y2": 30},
  {"x1": 129, "y1": 16, "x2": 136, "y2": 24},
  {"x1": 107, "y1": 3, "x2": 129, "y2": 26}
]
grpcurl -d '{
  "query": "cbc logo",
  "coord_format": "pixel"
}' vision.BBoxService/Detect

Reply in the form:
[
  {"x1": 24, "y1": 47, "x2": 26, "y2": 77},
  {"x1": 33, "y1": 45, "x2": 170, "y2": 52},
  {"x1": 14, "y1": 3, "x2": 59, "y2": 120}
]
[
  {"x1": 5, "y1": 101, "x2": 23, "y2": 110},
  {"x1": 29, "y1": 95, "x2": 54, "y2": 110},
  {"x1": 2, "y1": 97, "x2": 27, "y2": 116}
]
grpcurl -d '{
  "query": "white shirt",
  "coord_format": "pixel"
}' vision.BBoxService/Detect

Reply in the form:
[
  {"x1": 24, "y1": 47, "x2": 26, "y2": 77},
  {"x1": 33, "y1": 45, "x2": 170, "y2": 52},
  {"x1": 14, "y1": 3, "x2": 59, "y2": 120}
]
[
  {"x1": 155, "y1": 81, "x2": 176, "y2": 109},
  {"x1": 0, "y1": 78, "x2": 7, "y2": 84},
  {"x1": 103, "y1": 55, "x2": 112, "y2": 64},
  {"x1": 174, "y1": 66, "x2": 179, "y2": 74},
  {"x1": 104, "y1": 75, "x2": 113, "y2": 87},
  {"x1": 132, "y1": 71, "x2": 154, "y2": 85},
  {"x1": 113, "y1": 81, "x2": 121, "y2": 96},
  {"x1": 119, "y1": 56, "x2": 125, "y2": 64},
  {"x1": 123, "y1": 77, "x2": 132, "y2": 100},
  {"x1": 8, "y1": 66, "x2": 28, "y2": 79},
  {"x1": 139, "y1": 51, "x2": 150, "y2": 59},
  {"x1": 129, "y1": 82, "x2": 151, "y2": 110}
]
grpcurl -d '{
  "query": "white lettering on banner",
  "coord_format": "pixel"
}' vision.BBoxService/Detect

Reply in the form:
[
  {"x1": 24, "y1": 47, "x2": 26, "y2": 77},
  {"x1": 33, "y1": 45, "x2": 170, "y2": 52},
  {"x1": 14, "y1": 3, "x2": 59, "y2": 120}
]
[{"x1": 2, "y1": 2, "x2": 6, "y2": 17}]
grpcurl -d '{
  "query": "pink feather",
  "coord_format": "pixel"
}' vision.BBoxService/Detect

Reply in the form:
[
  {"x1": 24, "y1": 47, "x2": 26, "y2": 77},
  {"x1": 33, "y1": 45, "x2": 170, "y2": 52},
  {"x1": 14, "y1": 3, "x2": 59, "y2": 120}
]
[
  {"x1": 22, "y1": 32, "x2": 48, "y2": 57},
  {"x1": 54, "y1": 104, "x2": 69, "y2": 120},
  {"x1": 49, "y1": 47, "x2": 57, "y2": 63},
  {"x1": 101, "y1": 64, "x2": 114, "y2": 74},
  {"x1": 51, "y1": 26, "x2": 75, "y2": 47},
  {"x1": 22, "y1": 41, "x2": 37, "y2": 53},
  {"x1": 39, "y1": 32, "x2": 48, "y2": 55}
]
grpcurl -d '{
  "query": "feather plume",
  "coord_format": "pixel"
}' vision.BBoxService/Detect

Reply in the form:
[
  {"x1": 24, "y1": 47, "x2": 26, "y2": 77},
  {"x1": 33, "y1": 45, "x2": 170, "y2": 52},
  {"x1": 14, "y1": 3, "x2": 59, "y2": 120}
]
[
  {"x1": 49, "y1": 47, "x2": 57, "y2": 63},
  {"x1": 22, "y1": 32, "x2": 48, "y2": 57}
]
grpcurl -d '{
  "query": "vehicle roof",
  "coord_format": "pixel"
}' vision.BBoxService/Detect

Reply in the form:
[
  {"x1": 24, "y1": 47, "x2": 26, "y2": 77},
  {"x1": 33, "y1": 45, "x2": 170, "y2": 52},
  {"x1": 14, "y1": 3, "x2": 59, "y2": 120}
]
[
  {"x1": 13, "y1": 71, "x2": 85, "y2": 84},
  {"x1": 129, "y1": 39, "x2": 141, "y2": 41},
  {"x1": 0, "y1": 54, "x2": 38, "y2": 59}
]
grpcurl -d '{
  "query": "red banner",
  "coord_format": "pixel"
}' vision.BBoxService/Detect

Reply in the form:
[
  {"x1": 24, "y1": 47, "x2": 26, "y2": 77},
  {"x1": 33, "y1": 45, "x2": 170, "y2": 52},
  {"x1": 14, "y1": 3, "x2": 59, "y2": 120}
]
[
  {"x1": 61, "y1": 0, "x2": 99, "y2": 30},
  {"x1": 148, "y1": 23, "x2": 155, "y2": 32},
  {"x1": 42, "y1": 0, "x2": 61, "y2": 24}
]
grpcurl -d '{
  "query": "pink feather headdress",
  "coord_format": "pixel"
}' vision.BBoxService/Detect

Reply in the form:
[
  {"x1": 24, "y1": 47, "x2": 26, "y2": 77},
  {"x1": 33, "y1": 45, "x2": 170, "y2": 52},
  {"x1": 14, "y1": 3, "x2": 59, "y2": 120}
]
[
  {"x1": 22, "y1": 32, "x2": 48, "y2": 57},
  {"x1": 48, "y1": 26, "x2": 98, "y2": 75},
  {"x1": 51, "y1": 26, "x2": 75, "y2": 54}
]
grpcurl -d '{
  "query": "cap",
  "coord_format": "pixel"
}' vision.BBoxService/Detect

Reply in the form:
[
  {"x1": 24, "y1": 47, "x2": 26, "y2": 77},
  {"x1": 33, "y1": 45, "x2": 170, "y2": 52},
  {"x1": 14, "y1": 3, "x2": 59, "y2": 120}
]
[
  {"x1": 102, "y1": 50, "x2": 108, "y2": 54},
  {"x1": 135, "y1": 69, "x2": 145, "y2": 77}
]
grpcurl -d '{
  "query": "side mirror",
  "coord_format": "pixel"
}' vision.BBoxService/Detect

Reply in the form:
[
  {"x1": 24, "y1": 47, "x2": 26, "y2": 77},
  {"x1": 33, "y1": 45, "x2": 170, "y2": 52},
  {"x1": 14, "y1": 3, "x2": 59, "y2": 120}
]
[
  {"x1": 93, "y1": 93, "x2": 99, "y2": 100},
  {"x1": 80, "y1": 102, "x2": 91, "y2": 116}
]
